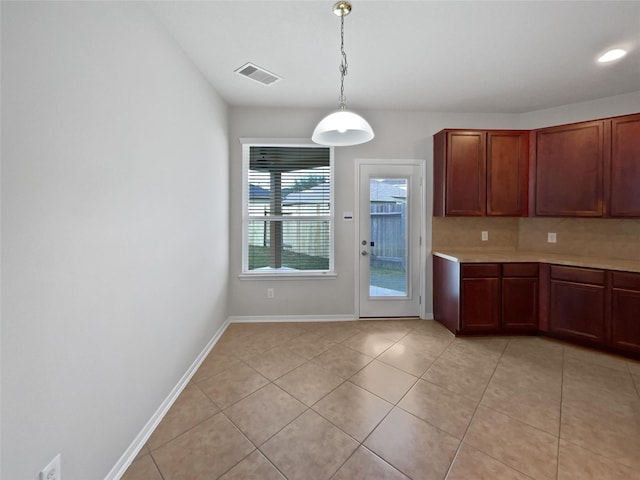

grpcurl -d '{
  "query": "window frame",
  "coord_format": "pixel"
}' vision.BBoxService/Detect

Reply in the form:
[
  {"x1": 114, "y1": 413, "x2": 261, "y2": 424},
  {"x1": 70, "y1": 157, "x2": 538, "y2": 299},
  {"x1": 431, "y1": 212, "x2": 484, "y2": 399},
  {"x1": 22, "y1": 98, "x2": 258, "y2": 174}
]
[{"x1": 240, "y1": 138, "x2": 336, "y2": 279}]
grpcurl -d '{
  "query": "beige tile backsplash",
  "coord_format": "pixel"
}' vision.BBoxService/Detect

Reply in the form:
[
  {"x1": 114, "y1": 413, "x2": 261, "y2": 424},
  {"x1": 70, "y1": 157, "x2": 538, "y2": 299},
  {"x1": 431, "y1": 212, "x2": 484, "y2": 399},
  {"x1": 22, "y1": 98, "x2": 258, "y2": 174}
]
[
  {"x1": 432, "y1": 217, "x2": 519, "y2": 250},
  {"x1": 518, "y1": 218, "x2": 640, "y2": 261},
  {"x1": 432, "y1": 217, "x2": 640, "y2": 262}
]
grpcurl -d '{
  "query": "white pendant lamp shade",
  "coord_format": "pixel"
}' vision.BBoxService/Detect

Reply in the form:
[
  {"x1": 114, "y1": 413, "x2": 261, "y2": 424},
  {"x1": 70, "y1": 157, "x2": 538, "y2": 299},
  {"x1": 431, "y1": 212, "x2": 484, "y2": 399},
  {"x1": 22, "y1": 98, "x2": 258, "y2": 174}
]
[
  {"x1": 312, "y1": 2, "x2": 374, "y2": 147},
  {"x1": 312, "y1": 110, "x2": 375, "y2": 146}
]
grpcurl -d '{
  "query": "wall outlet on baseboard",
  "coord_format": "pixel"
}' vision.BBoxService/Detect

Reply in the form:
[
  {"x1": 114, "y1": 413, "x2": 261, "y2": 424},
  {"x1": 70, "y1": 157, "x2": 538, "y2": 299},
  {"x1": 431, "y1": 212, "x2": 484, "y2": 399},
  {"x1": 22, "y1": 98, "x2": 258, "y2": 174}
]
[
  {"x1": 267, "y1": 287, "x2": 275, "y2": 299},
  {"x1": 481, "y1": 231, "x2": 489, "y2": 241},
  {"x1": 40, "y1": 454, "x2": 61, "y2": 480},
  {"x1": 547, "y1": 232, "x2": 557, "y2": 243}
]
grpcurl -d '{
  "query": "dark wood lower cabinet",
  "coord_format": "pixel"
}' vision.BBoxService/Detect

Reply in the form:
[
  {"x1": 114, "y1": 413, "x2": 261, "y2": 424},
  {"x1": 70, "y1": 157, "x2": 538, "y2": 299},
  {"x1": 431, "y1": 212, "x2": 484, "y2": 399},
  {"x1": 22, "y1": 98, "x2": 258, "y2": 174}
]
[
  {"x1": 460, "y1": 263, "x2": 501, "y2": 332},
  {"x1": 433, "y1": 256, "x2": 640, "y2": 358},
  {"x1": 611, "y1": 272, "x2": 640, "y2": 354},
  {"x1": 433, "y1": 259, "x2": 538, "y2": 334},
  {"x1": 461, "y1": 277, "x2": 500, "y2": 331},
  {"x1": 433, "y1": 255, "x2": 460, "y2": 334},
  {"x1": 502, "y1": 263, "x2": 539, "y2": 332},
  {"x1": 548, "y1": 265, "x2": 607, "y2": 345},
  {"x1": 502, "y1": 277, "x2": 539, "y2": 331},
  {"x1": 549, "y1": 279, "x2": 606, "y2": 344}
]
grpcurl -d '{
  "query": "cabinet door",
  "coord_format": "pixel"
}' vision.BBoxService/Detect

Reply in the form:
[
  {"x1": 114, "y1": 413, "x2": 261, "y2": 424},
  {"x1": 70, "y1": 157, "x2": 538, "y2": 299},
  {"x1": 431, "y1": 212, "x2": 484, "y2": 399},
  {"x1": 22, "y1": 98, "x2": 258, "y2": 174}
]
[
  {"x1": 502, "y1": 277, "x2": 538, "y2": 331},
  {"x1": 445, "y1": 131, "x2": 486, "y2": 216},
  {"x1": 535, "y1": 121, "x2": 604, "y2": 216},
  {"x1": 611, "y1": 289, "x2": 640, "y2": 354},
  {"x1": 610, "y1": 272, "x2": 640, "y2": 354},
  {"x1": 461, "y1": 277, "x2": 500, "y2": 331},
  {"x1": 549, "y1": 280, "x2": 605, "y2": 344},
  {"x1": 433, "y1": 255, "x2": 461, "y2": 334},
  {"x1": 610, "y1": 114, "x2": 640, "y2": 217},
  {"x1": 486, "y1": 132, "x2": 528, "y2": 216}
]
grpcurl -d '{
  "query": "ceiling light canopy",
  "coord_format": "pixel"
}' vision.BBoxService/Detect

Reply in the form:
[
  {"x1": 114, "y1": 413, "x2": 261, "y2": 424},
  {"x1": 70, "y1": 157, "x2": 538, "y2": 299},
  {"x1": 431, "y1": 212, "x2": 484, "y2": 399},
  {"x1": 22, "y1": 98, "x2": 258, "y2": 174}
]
[
  {"x1": 597, "y1": 48, "x2": 627, "y2": 63},
  {"x1": 312, "y1": 2, "x2": 374, "y2": 147}
]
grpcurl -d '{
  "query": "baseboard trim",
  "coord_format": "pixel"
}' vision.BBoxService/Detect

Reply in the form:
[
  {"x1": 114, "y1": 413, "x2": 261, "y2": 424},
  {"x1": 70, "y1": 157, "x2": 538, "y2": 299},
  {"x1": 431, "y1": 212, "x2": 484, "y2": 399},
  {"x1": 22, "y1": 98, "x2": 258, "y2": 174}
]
[
  {"x1": 228, "y1": 314, "x2": 357, "y2": 323},
  {"x1": 228, "y1": 314, "x2": 435, "y2": 323},
  {"x1": 105, "y1": 317, "x2": 230, "y2": 480}
]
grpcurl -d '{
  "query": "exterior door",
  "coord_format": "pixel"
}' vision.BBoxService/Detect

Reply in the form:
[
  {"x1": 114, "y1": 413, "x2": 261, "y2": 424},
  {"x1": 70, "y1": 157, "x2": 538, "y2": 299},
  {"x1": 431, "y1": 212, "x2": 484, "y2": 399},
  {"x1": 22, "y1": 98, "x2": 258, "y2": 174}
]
[{"x1": 357, "y1": 162, "x2": 423, "y2": 317}]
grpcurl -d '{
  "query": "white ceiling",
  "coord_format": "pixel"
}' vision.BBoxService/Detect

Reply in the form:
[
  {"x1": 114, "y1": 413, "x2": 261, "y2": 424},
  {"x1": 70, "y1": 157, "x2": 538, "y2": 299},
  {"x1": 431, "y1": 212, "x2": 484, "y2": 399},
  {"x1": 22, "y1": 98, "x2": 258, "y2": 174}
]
[{"x1": 148, "y1": 1, "x2": 640, "y2": 114}]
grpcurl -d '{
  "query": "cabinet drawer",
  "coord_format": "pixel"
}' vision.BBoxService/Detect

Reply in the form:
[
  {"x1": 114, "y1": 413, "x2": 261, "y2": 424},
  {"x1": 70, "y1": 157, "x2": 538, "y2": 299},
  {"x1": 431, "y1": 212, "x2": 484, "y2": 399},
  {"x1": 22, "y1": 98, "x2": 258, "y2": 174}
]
[
  {"x1": 502, "y1": 263, "x2": 539, "y2": 277},
  {"x1": 613, "y1": 271, "x2": 640, "y2": 291},
  {"x1": 550, "y1": 265, "x2": 605, "y2": 285},
  {"x1": 462, "y1": 263, "x2": 500, "y2": 278}
]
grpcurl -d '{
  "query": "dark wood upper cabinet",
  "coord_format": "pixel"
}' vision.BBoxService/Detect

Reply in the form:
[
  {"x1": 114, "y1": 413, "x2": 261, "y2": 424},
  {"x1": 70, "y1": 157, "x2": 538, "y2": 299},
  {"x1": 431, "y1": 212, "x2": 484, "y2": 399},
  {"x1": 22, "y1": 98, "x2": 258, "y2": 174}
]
[
  {"x1": 434, "y1": 130, "x2": 528, "y2": 217},
  {"x1": 609, "y1": 114, "x2": 640, "y2": 217},
  {"x1": 534, "y1": 121, "x2": 605, "y2": 216},
  {"x1": 435, "y1": 130, "x2": 486, "y2": 216},
  {"x1": 435, "y1": 113, "x2": 640, "y2": 218},
  {"x1": 487, "y1": 132, "x2": 529, "y2": 216},
  {"x1": 531, "y1": 113, "x2": 640, "y2": 218}
]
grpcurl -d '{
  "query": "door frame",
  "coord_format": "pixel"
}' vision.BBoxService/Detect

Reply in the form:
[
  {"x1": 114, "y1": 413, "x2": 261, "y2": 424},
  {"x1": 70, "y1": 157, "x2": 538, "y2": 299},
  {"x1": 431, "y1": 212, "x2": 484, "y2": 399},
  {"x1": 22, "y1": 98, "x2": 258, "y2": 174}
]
[{"x1": 354, "y1": 158, "x2": 427, "y2": 319}]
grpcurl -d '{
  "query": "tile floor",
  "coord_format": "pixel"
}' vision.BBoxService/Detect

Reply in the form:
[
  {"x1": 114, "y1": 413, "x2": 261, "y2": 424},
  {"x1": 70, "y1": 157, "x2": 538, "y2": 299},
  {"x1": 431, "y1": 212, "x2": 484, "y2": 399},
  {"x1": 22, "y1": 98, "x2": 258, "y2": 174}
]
[{"x1": 122, "y1": 319, "x2": 640, "y2": 480}]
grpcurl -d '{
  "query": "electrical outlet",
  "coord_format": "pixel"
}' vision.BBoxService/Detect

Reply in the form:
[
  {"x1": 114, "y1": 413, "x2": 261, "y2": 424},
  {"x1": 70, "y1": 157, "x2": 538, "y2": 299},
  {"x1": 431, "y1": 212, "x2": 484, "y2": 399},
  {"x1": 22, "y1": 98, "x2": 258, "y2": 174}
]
[
  {"x1": 40, "y1": 454, "x2": 61, "y2": 480},
  {"x1": 267, "y1": 287, "x2": 274, "y2": 299},
  {"x1": 481, "y1": 231, "x2": 489, "y2": 241},
  {"x1": 547, "y1": 232, "x2": 557, "y2": 243}
]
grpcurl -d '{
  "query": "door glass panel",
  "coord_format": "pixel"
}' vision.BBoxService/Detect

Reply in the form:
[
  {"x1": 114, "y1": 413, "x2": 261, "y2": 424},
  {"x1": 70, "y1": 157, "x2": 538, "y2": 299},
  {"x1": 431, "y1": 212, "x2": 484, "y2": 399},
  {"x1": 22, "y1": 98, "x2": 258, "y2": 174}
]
[{"x1": 369, "y1": 178, "x2": 408, "y2": 297}]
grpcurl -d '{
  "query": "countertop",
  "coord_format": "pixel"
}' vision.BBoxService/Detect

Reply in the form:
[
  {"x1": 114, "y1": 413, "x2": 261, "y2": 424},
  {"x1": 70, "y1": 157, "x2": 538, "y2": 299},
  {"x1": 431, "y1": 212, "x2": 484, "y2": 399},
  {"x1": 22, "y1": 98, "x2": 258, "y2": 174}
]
[{"x1": 432, "y1": 249, "x2": 640, "y2": 274}]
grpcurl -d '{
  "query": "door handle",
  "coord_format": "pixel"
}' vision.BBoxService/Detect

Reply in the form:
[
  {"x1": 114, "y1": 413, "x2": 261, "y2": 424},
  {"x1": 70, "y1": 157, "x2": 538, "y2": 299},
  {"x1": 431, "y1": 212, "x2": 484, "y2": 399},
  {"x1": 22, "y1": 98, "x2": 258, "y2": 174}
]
[{"x1": 361, "y1": 250, "x2": 369, "y2": 256}]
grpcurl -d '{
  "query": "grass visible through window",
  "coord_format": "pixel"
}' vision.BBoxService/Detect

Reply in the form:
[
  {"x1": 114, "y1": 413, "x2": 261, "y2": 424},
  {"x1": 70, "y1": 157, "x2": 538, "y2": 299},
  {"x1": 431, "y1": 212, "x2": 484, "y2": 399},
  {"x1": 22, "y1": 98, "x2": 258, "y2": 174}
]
[
  {"x1": 249, "y1": 246, "x2": 406, "y2": 291},
  {"x1": 249, "y1": 245, "x2": 329, "y2": 271},
  {"x1": 370, "y1": 266, "x2": 406, "y2": 291}
]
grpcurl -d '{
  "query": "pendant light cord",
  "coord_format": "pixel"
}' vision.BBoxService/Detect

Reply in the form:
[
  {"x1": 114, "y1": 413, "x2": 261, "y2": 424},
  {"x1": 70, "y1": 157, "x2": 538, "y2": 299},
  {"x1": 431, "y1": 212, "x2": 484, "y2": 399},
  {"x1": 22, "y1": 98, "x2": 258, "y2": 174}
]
[{"x1": 339, "y1": 14, "x2": 348, "y2": 109}]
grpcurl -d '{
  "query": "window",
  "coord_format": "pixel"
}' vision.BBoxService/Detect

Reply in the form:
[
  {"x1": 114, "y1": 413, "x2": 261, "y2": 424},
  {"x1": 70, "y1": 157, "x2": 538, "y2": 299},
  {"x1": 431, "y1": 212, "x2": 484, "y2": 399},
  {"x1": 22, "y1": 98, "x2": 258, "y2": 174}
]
[{"x1": 242, "y1": 141, "x2": 334, "y2": 276}]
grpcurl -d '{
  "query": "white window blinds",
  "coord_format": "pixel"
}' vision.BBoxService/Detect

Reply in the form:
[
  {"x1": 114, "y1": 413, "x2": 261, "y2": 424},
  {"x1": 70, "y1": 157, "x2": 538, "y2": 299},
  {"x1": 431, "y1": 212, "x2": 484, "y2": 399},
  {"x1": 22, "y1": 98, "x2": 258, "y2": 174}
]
[{"x1": 244, "y1": 144, "x2": 334, "y2": 274}]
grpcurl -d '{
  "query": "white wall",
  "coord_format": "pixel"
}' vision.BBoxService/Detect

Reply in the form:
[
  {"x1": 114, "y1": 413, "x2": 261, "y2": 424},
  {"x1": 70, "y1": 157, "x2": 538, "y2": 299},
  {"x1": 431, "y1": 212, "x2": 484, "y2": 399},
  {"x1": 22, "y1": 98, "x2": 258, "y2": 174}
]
[
  {"x1": 1, "y1": 2, "x2": 229, "y2": 479},
  {"x1": 517, "y1": 90, "x2": 640, "y2": 129},
  {"x1": 228, "y1": 108, "x2": 520, "y2": 318}
]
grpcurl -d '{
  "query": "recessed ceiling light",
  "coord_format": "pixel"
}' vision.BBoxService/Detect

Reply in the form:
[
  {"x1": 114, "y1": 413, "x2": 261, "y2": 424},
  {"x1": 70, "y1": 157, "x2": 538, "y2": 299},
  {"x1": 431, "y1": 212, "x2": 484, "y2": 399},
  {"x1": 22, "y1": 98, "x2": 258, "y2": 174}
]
[{"x1": 597, "y1": 48, "x2": 627, "y2": 63}]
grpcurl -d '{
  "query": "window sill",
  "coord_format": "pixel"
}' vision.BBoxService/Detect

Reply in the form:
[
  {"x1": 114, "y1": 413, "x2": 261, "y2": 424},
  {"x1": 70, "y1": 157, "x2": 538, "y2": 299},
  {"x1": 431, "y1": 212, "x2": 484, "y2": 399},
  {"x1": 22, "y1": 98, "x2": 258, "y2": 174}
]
[{"x1": 238, "y1": 271, "x2": 337, "y2": 280}]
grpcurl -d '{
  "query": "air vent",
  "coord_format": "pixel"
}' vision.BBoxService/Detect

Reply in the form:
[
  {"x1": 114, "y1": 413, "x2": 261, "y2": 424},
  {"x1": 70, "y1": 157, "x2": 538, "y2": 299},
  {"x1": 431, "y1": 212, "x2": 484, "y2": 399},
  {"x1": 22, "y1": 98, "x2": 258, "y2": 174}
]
[{"x1": 235, "y1": 62, "x2": 282, "y2": 86}]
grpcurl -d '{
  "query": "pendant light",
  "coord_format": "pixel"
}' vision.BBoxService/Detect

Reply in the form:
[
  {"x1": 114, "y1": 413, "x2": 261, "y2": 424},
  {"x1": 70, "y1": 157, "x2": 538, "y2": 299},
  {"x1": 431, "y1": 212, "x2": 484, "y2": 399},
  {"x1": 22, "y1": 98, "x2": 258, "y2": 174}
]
[{"x1": 312, "y1": 1, "x2": 374, "y2": 146}]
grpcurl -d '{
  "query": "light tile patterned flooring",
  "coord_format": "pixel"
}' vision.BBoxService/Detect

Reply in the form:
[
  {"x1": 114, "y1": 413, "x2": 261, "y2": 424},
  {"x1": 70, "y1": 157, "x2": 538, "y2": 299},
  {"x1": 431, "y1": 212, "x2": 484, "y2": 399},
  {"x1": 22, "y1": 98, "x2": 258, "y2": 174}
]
[{"x1": 123, "y1": 319, "x2": 640, "y2": 480}]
